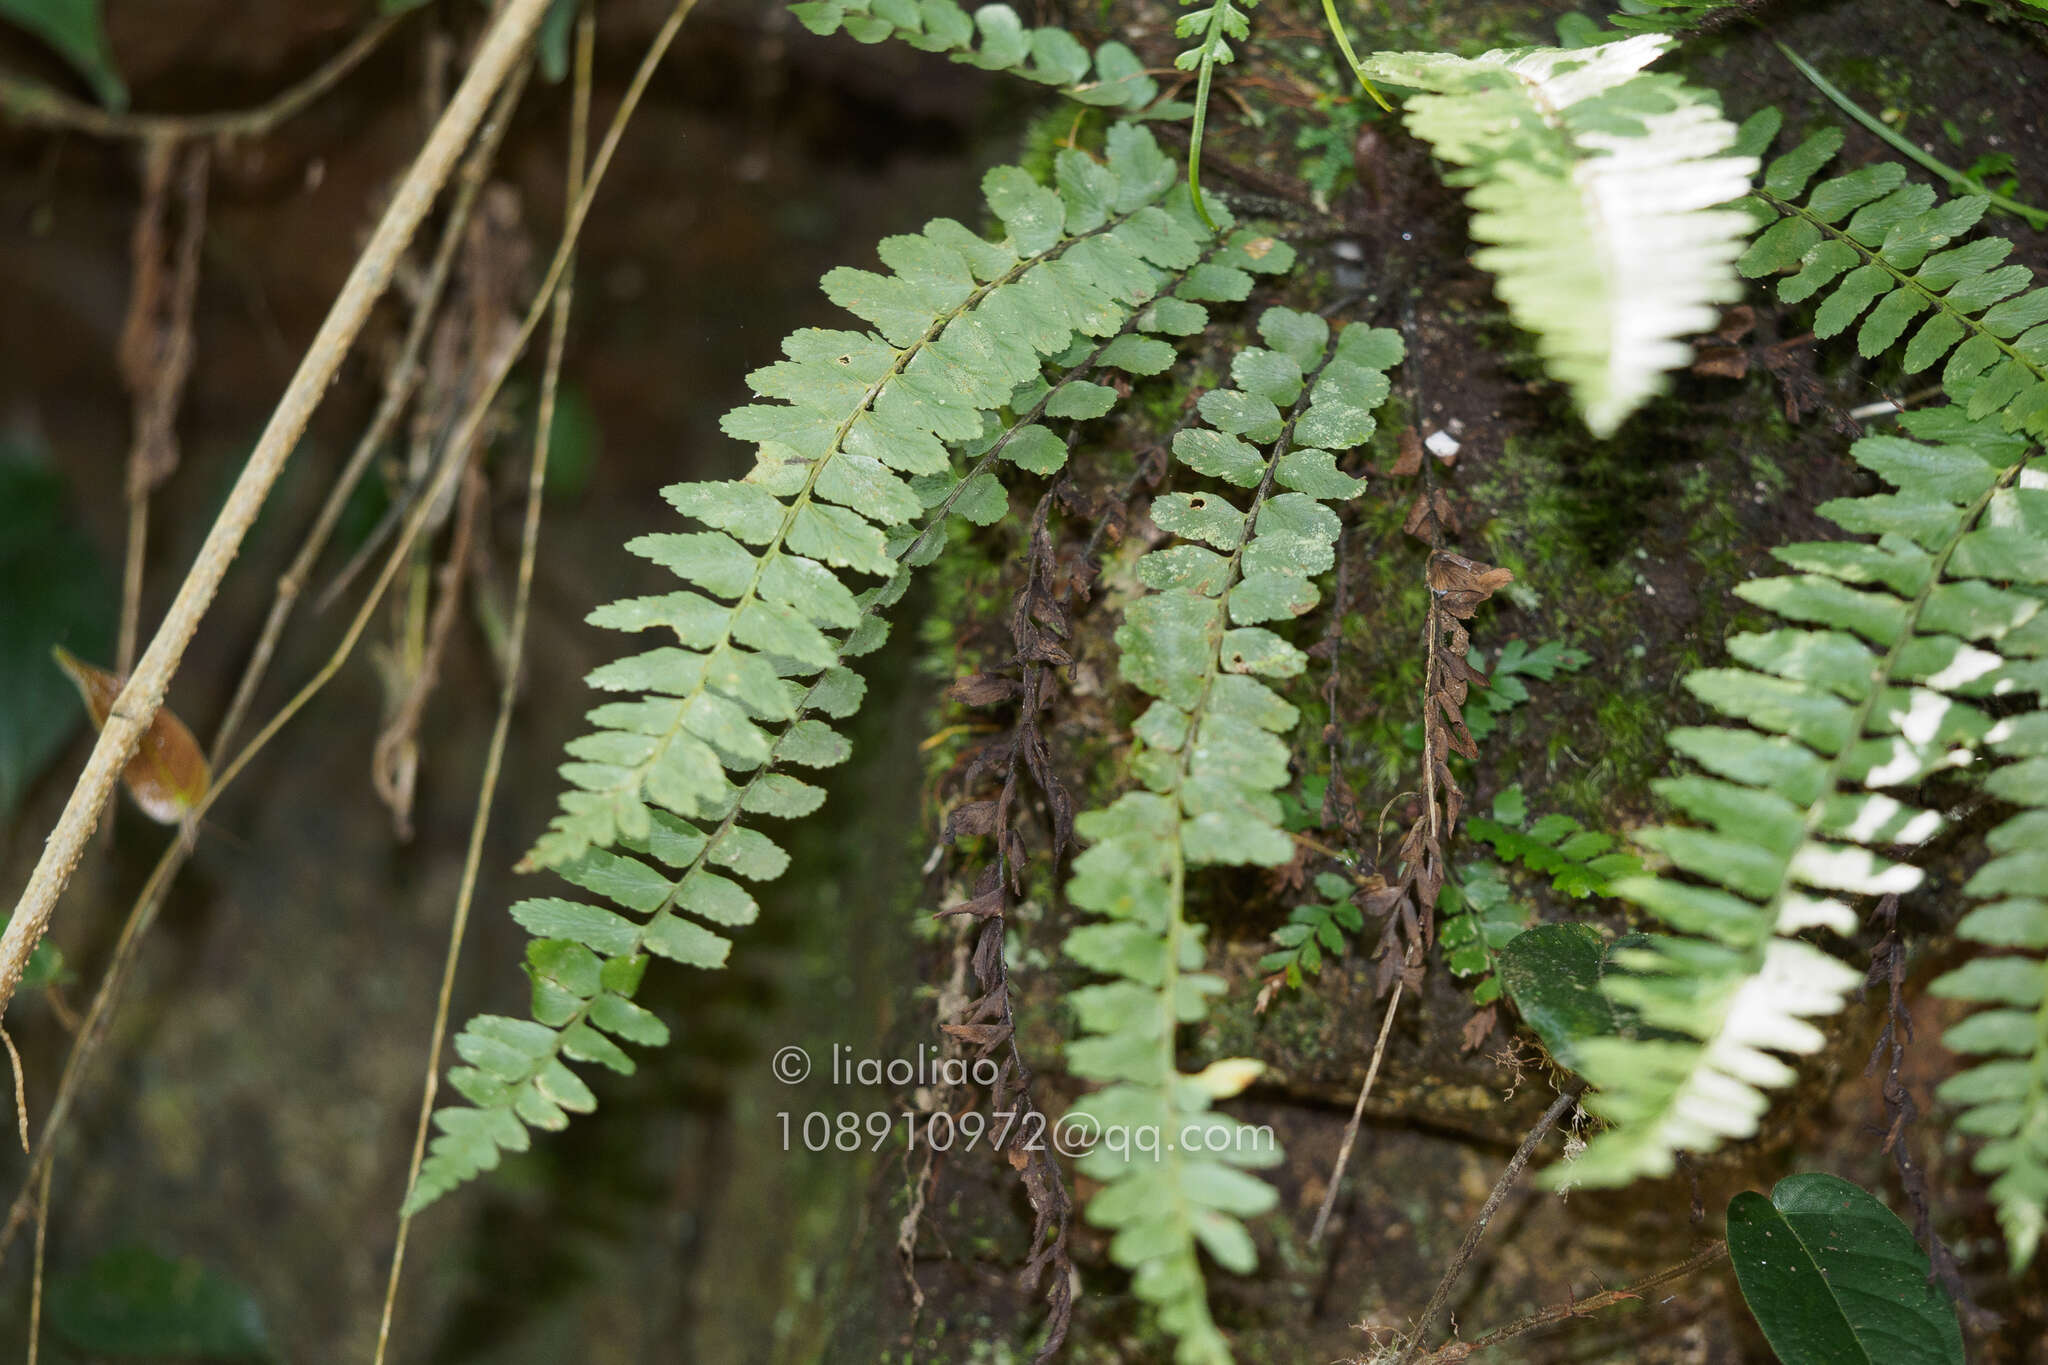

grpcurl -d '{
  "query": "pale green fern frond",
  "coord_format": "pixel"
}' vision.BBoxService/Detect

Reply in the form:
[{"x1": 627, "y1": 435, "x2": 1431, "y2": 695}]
[
  {"x1": 789, "y1": 0, "x2": 1160, "y2": 111},
  {"x1": 1360, "y1": 35, "x2": 1758, "y2": 436},
  {"x1": 1738, "y1": 110, "x2": 2048, "y2": 440},
  {"x1": 406, "y1": 126, "x2": 1270, "y2": 1212},
  {"x1": 1064, "y1": 308, "x2": 1403, "y2": 1362},
  {"x1": 1559, "y1": 406, "x2": 2045, "y2": 1189}
]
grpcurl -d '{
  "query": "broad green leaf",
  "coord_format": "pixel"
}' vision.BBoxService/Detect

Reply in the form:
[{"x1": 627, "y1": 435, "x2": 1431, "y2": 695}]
[{"x1": 1727, "y1": 1172, "x2": 1963, "y2": 1365}]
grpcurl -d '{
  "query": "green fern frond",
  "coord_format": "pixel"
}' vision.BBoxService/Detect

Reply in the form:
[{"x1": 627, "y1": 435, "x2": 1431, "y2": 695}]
[
  {"x1": 1934, "y1": 699, "x2": 2048, "y2": 1270},
  {"x1": 1605, "y1": 0, "x2": 1754, "y2": 34},
  {"x1": 1558, "y1": 405, "x2": 2045, "y2": 1189},
  {"x1": 1465, "y1": 784, "x2": 1642, "y2": 900},
  {"x1": 1064, "y1": 308, "x2": 1403, "y2": 1362},
  {"x1": 1360, "y1": 35, "x2": 1759, "y2": 435},
  {"x1": 1258, "y1": 871, "x2": 1362, "y2": 990},
  {"x1": 1738, "y1": 110, "x2": 2048, "y2": 440},
  {"x1": 1438, "y1": 862, "x2": 1526, "y2": 1005},
  {"x1": 1174, "y1": 0, "x2": 1258, "y2": 228},
  {"x1": 789, "y1": 0, "x2": 1160, "y2": 111},
  {"x1": 406, "y1": 126, "x2": 1273, "y2": 1213}
]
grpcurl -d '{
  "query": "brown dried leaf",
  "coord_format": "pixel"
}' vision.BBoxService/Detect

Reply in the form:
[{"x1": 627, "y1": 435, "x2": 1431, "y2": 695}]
[
  {"x1": 1402, "y1": 489, "x2": 1458, "y2": 540},
  {"x1": 52, "y1": 647, "x2": 210, "y2": 824},
  {"x1": 1427, "y1": 551, "x2": 1513, "y2": 600},
  {"x1": 934, "y1": 886, "x2": 1005, "y2": 920},
  {"x1": 1712, "y1": 303, "x2": 1756, "y2": 344},
  {"x1": 1690, "y1": 344, "x2": 1749, "y2": 380},
  {"x1": 945, "y1": 799, "x2": 1001, "y2": 841},
  {"x1": 1461, "y1": 1003, "x2": 1500, "y2": 1054},
  {"x1": 940, "y1": 1022, "x2": 1012, "y2": 1049},
  {"x1": 1393, "y1": 426, "x2": 1424, "y2": 476},
  {"x1": 946, "y1": 673, "x2": 1020, "y2": 707}
]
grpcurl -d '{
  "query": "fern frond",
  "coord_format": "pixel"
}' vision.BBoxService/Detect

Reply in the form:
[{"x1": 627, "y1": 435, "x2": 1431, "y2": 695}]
[
  {"x1": 1605, "y1": 0, "x2": 1756, "y2": 34},
  {"x1": 790, "y1": 0, "x2": 1160, "y2": 112},
  {"x1": 1174, "y1": 0, "x2": 1258, "y2": 228},
  {"x1": 1738, "y1": 111, "x2": 2048, "y2": 440},
  {"x1": 1064, "y1": 308, "x2": 1403, "y2": 1362},
  {"x1": 1438, "y1": 862, "x2": 1525, "y2": 1005},
  {"x1": 1559, "y1": 405, "x2": 2044, "y2": 1188},
  {"x1": 407, "y1": 127, "x2": 1282, "y2": 1212},
  {"x1": 1360, "y1": 35, "x2": 1758, "y2": 435},
  {"x1": 1258, "y1": 871, "x2": 1362, "y2": 991},
  {"x1": 1933, "y1": 650, "x2": 2048, "y2": 1272}
]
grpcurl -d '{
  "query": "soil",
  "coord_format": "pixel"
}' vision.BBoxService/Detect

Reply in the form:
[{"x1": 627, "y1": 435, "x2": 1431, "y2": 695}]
[{"x1": 0, "y1": 1, "x2": 2044, "y2": 1362}]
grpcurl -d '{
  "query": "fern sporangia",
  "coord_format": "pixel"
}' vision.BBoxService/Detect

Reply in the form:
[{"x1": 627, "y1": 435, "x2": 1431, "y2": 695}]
[
  {"x1": 1562, "y1": 405, "x2": 2048, "y2": 1197},
  {"x1": 1359, "y1": 35, "x2": 1759, "y2": 435},
  {"x1": 1737, "y1": 109, "x2": 2048, "y2": 441},
  {"x1": 406, "y1": 125, "x2": 1260, "y2": 1211},
  {"x1": 790, "y1": 0, "x2": 1161, "y2": 113},
  {"x1": 1060, "y1": 307, "x2": 1402, "y2": 1363}
]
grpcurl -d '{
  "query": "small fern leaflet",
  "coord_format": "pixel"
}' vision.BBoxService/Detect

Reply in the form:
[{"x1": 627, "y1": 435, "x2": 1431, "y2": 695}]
[{"x1": 789, "y1": 0, "x2": 1160, "y2": 111}]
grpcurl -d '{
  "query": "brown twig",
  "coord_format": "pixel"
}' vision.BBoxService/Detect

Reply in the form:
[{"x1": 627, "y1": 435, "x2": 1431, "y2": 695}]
[
  {"x1": 0, "y1": 14, "x2": 408, "y2": 140},
  {"x1": 26, "y1": 1158, "x2": 51, "y2": 1365},
  {"x1": 0, "y1": 55, "x2": 539, "y2": 1273},
  {"x1": 1414, "y1": 1240, "x2": 1730, "y2": 1362},
  {"x1": 1308, "y1": 960, "x2": 1409, "y2": 1245},
  {"x1": 0, "y1": 0, "x2": 556, "y2": 1022},
  {"x1": 0, "y1": 0, "x2": 664, "y2": 1261},
  {"x1": 1392, "y1": 1086, "x2": 1582, "y2": 1363}
]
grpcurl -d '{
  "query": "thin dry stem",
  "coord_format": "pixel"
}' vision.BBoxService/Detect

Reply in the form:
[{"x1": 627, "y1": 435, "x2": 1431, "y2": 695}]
[
  {"x1": 1414, "y1": 1240, "x2": 1729, "y2": 1362},
  {"x1": 27, "y1": 1159, "x2": 51, "y2": 1365},
  {"x1": 210, "y1": 59, "x2": 533, "y2": 760},
  {"x1": 0, "y1": 0, "x2": 555, "y2": 1023},
  {"x1": 375, "y1": 8, "x2": 664, "y2": 1356},
  {"x1": 0, "y1": 1026, "x2": 24, "y2": 1154},
  {"x1": 0, "y1": 58, "x2": 539, "y2": 1271},
  {"x1": 1310, "y1": 963, "x2": 1408, "y2": 1245},
  {"x1": 0, "y1": 14, "x2": 407, "y2": 140},
  {"x1": 1392, "y1": 1086, "x2": 1581, "y2": 1364}
]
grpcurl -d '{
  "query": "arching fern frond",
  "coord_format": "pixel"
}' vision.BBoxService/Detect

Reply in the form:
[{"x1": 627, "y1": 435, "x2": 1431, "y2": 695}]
[
  {"x1": 790, "y1": 0, "x2": 1160, "y2": 112},
  {"x1": 1360, "y1": 35, "x2": 1758, "y2": 436},
  {"x1": 1739, "y1": 111, "x2": 2048, "y2": 441},
  {"x1": 405, "y1": 126, "x2": 1262, "y2": 1212},
  {"x1": 1559, "y1": 405, "x2": 2045, "y2": 1189},
  {"x1": 1064, "y1": 308, "x2": 1403, "y2": 1362}
]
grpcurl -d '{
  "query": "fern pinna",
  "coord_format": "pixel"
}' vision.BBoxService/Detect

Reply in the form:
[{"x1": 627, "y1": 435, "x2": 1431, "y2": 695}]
[
  {"x1": 1062, "y1": 308, "x2": 1401, "y2": 1363},
  {"x1": 790, "y1": 0, "x2": 1161, "y2": 113},
  {"x1": 406, "y1": 124, "x2": 1272, "y2": 1210},
  {"x1": 1358, "y1": 35, "x2": 1757, "y2": 436},
  {"x1": 1738, "y1": 108, "x2": 2048, "y2": 440},
  {"x1": 1563, "y1": 405, "x2": 2047, "y2": 1241},
  {"x1": 1937, "y1": 701, "x2": 2048, "y2": 1271}
]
